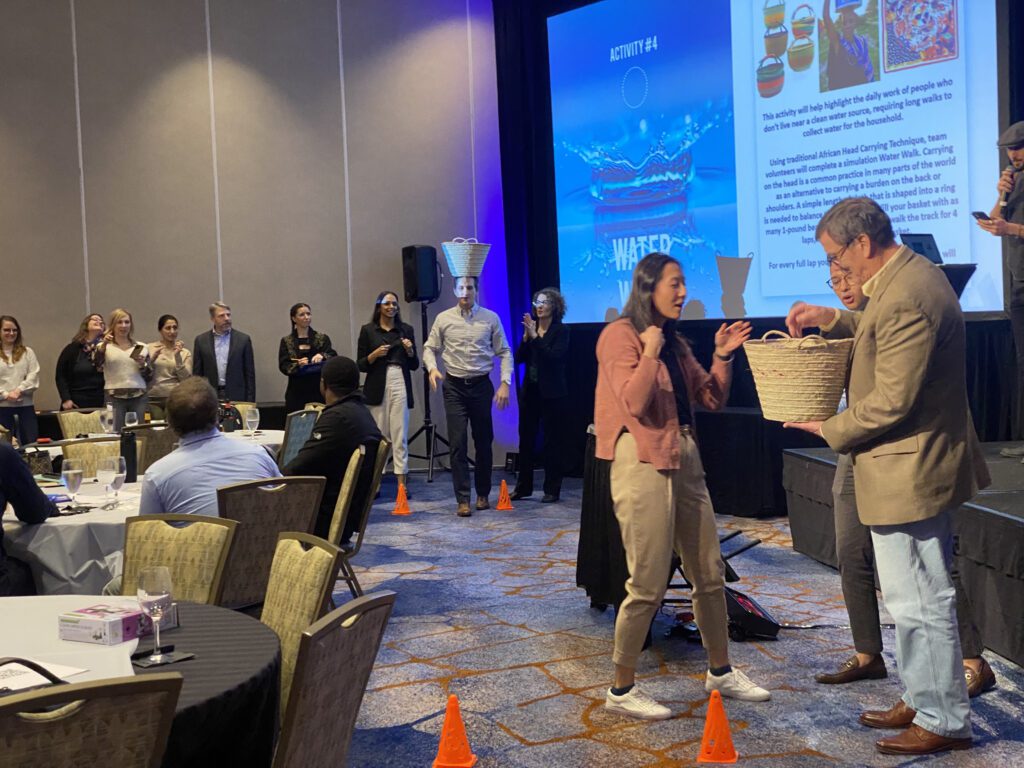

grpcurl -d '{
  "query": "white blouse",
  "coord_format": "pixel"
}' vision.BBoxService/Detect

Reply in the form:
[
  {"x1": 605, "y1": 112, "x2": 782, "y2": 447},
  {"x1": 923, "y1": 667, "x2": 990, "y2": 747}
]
[{"x1": 0, "y1": 347, "x2": 40, "y2": 407}]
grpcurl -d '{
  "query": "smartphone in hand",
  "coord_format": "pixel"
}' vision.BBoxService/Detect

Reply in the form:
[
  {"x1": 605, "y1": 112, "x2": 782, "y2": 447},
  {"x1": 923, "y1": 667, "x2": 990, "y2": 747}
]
[
  {"x1": 129, "y1": 344, "x2": 144, "y2": 360},
  {"x1": 971, "y1": 211, "x2": 991, "y2": 221}
]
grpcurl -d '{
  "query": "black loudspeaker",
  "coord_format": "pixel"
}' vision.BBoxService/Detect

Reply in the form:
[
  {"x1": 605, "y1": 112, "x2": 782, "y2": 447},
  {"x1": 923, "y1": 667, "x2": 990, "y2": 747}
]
[{"x1": 402, "y1": 245, "x2": 440, "y2": 303}]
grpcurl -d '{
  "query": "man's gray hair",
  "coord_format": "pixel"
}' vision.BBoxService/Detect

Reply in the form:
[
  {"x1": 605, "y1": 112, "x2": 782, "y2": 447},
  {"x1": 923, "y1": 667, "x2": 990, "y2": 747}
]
[
  {"x1": 815, "y1": 197, "x2": 896, "y2": 251},
  {"x1": 209, "y1": 301, "x2": 230, "y2": 317}
]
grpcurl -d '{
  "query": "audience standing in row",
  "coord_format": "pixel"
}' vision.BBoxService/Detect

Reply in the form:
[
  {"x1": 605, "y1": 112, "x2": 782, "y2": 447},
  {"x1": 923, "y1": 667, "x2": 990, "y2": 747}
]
[
  {"x1": 279, "y1": 302, "x2": 336, "y2": 413},
  {"x1": 147, "y1": 314, "x2": 193, "y2": 420},
  {"x1": 193, "y1": 302, "x2": 256, "y2": 403},
  {"x1": 93, "y1": 308, "x2": 152, "y2": 431},
  {"x1": 55, "y1": 313, "x2": 106, "y2": 410},
  {"x1": 0, "y1": 316, "x2": 41, "y2": 446}
]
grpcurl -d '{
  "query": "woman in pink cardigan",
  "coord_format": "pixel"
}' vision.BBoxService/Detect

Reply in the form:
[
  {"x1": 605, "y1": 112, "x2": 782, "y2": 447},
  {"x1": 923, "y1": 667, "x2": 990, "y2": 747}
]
[{"x1": 595, "y1": 252, "x2": 769, "y2": 720}]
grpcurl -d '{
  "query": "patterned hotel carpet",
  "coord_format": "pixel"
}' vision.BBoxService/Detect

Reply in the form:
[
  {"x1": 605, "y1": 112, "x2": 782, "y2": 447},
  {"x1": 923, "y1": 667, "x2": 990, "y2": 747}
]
[{"x1": 339, "y1": 475, "x2": 1024, "y2": 768}]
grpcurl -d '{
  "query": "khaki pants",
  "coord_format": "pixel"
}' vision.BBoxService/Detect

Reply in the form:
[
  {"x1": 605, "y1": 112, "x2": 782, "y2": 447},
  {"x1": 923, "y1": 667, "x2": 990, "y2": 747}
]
[
  {"x1": 369, "y1": 365, "x2": 409, "y2": 475},
  {"x1": 610, "y1": 431, "x2": 728, "y2": 669}
]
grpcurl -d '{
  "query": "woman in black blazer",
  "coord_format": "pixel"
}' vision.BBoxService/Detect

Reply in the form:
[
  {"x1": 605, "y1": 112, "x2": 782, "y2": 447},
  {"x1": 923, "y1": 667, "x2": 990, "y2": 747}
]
[
  {"x1": 512, "y1": 287, "x2": 570, "y2": 502},
  {"x1": 356, "y1": 291, "x2": 419, "y2": 494}
]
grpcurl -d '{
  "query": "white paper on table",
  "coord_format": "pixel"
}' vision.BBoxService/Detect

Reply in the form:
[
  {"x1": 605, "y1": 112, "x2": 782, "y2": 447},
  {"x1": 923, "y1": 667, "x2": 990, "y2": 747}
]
[{"x1": 0, "y1": 659, "x2": 87, "y2": 692}]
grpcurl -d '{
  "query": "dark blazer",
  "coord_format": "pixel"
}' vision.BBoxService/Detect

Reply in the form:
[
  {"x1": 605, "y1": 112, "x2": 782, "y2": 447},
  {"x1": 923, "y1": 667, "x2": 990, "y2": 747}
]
[
  {"x1": 356, "y1": 321, "x2": 419, "y2": 408},
  {"x1": 514, "y1": 320, "x2": 569, "y2": 400},
  {"x1": 192, "y1": 329, "x2": 256, "y2": 402}
]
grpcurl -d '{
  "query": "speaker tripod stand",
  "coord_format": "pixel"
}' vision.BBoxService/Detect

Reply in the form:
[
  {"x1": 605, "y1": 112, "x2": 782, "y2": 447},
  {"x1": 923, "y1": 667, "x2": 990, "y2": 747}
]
[{"x1": 407, "y1": 301, "x2": 450, "y2": 481}]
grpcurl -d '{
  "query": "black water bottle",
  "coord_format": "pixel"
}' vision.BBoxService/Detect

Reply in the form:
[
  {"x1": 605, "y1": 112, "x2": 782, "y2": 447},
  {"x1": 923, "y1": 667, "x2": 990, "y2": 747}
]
[{"x1": 120, "y1": 429, "x2": 138, "y2": 484}]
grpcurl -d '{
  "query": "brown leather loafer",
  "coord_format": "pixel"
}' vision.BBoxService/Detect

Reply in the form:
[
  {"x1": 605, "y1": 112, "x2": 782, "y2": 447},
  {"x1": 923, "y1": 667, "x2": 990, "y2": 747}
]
[
  {"x1": 859, "y1": 700, "x2": 916, "y2": 729},
  {"x1": 965, "y1": 658, "x2": 997, "y2": 698},
  {"x1": 457, "y1": 502, "x2": 472, "y2": 517},
  {"x1": 475, "y1": 496, "x2": 490, "y2": 511},
  {"x1": 816, "y1": 655, "x2": 887, "y2": 685},
  {"x1": 875, "y1": 724, "x2": 971, "y2": 755}
]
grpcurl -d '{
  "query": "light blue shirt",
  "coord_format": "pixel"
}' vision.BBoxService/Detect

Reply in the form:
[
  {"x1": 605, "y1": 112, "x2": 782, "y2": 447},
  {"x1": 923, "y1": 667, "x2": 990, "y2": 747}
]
[
  {"x1": 139, "y1": 427, "x2": 281, "y2": 517},
  {"x1": 214, "y1": 330, "x2": 231, "y2": 386}
]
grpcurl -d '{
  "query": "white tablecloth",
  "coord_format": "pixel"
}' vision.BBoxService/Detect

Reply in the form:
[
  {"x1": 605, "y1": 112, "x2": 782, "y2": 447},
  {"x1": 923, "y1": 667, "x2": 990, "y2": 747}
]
[
  {"x1": 0, "y1": 594, "x2": 138, "y2": 685},
  {"x1": 3, "y1": 480, "x2": 142, "y2": 595},
  {"x1": 224, "y1": 429, "x2": 285, "y2": 451}
]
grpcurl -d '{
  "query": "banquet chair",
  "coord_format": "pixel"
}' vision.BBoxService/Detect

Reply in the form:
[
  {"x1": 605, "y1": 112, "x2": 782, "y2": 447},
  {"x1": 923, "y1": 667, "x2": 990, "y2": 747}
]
[
  {"x1": 125, "y1": 423, "x2": 179, "y2": 475},
  {"x1": 277, "y1": 409, "x2": 320, "y2": 469},
  {"x1": 61, "y1": 436, "x2": 120, "y2": 478},
  {"x1": 0, "y1": 425, "x2": 11, "y2": 444},
  {"x1": 260, "y1": 533, "x2": 342, "y2": 713},
  {"x1": 121, "y1": 514, "x2": 238, "y2": 605},
  {"x1": 56, "y1": 408, "x2": 103, "y2": 439},
  {"x1": 272, "y1": 591, "x2": 395, "y2": 768},
  {"x1": 216, "y1": 476, "x2": 325, "y2": 609},
  {"x1": 326, "y1": 446, "x2": 366, "y2": 547},
  {"x1": 335, "y1": 438, "x2": 390, "y2": 601},
  {"x1": 0, "y1": 672, "x2": 182, "y2": 768}
]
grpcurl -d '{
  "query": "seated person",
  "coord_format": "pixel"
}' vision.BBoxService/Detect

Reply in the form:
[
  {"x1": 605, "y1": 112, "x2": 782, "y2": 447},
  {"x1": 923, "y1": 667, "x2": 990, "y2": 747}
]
[
  {"x1": 284, "y1": 356, "x2": 382, "y2": 544},
  {"x1": 0, "y1": 441, "x2": 56, "y2": 595},
  {"x1": 139, "y1": 377, "x2": 281, "y2": 517}
]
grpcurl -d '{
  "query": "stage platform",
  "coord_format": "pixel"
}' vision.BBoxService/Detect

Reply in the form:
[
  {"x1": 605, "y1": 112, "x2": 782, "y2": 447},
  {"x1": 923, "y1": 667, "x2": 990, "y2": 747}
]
[{"x1": 784, "y1": 443, "x2": 1024, "y2": 667}]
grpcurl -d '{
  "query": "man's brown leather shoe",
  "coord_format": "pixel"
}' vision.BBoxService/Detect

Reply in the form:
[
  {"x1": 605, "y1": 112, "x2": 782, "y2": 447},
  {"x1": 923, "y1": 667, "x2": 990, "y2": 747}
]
[
  {"x1": 475, "y1": 496, "x2": 490, "y2": 511},
  {"x1": 875, "y1": 724, "x2": 971, "y2": 755},
  {"x1": 457, "y1": 502, "x2": 472, "y2": 517},
  {"x1": 815, "y1": 655, "x2": 887, "y2": 684},
  {"x1": 859, "y1": 700, "x2": 916, "y2": 729},
  {"x1": 965, "y1": 658, "x2": 997, "y2": 698}
]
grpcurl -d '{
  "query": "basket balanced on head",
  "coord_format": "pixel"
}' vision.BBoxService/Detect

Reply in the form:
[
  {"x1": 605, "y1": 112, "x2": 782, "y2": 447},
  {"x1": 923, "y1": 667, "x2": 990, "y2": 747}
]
[
  {"x1": 441, "y1": 238, "x2": 491, "y2": 278},
  {"x1": 744, "y1": 330, "x2": 853, "y2": 421}
]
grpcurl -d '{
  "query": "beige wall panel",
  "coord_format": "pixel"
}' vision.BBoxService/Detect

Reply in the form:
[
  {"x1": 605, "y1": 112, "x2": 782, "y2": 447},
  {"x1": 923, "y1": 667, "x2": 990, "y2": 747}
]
[
  {"x1": 0, "y1": 2, "x2": 86, "y2": 409},
  {"x1": 210, "y1": 0, "x2": 348, "y2": 404},
  {"x1": 75, "y1": 1, "x2": 219, "y2": 356}
]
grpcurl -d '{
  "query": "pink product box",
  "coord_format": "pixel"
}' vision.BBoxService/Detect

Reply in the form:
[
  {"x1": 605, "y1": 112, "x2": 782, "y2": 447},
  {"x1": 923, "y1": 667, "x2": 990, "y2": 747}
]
[{"x1": 57, "y1": 603, "x2": 179, "y2": 646}]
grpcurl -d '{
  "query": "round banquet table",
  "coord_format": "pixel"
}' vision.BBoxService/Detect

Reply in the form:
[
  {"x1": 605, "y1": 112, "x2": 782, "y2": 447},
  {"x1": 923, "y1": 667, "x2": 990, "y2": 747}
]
[{"x1": 0, "y1": 596, "x2": 281, "y2": 768}]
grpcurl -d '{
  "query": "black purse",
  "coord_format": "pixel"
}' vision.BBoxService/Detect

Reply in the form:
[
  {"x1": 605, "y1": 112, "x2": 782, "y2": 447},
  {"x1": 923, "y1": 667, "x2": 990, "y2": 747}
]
[{"x1": 18, "y1": 447, "x2": 53, "y2": 475}]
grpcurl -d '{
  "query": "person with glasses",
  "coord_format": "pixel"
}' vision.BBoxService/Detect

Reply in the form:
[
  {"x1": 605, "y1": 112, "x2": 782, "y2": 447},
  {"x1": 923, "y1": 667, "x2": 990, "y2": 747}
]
[
  {"x1": 357, "y1": 291, "x2": 419, "y2": 495},
  {"x1": 511, "y1": 288, "x2": 569, "y2": 503},
  {"x1": 279, "y1": 303, "x2": 336, "y2": 413}
]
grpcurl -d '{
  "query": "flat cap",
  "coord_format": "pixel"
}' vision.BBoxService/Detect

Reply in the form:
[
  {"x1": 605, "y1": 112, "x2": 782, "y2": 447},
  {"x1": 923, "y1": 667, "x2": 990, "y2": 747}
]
[{"x1": 997, "y1": 120, "x2": 1024, "y2": 148}]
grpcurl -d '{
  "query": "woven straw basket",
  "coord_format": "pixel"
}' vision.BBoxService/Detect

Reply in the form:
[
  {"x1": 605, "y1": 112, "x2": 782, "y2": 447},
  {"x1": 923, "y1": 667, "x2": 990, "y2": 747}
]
[
  {"x1": 441, "y1": 237, "x2": 491, "y2": 277},
  {"x1": 744, "y1": 330, "x2": 853, "y2": 421}
]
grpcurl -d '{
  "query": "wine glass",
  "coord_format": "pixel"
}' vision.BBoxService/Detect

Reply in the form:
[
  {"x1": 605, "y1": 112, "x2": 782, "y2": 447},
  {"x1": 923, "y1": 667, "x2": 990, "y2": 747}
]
[
  {"x1": 99, "y1": 407, "x2": 115, "y2": 434},
  {"x1": 97, "y1": 455, "x2": 127, "y2": 506},
  {"x1": 244, "y1": 407, "x2": 260, "y2": 440},
  {"x1": 61, "y1": 458, "x2": 84, "y2": 508},
  {"x1": 137, "y1": 566, "x2": 173, "y2": 663},
  {"x1": 125, "y1": 412, "x2": 139, "y2": 428}
]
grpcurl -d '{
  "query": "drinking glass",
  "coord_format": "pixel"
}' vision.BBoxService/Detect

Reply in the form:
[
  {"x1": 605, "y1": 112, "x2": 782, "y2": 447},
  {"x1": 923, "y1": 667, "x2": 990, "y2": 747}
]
[
  {"x1": 97, "y1": 455, "x2": 127, "y2": 506},
  {"x1": 96, "y1": 457, "x2": 116, "y2": 504},
  {"x1": 137, "y1": 566, "x2": 173, "y2": 663},
  {"x1": 244, "y1": 408, "x2": 260, "y2": 440},
  {"x1": 61, "y1": 458, "x2": 84, "y2": 507},
  {"x1": 99, "y1": 407, "x2": 115, "y2": 434},
  {"x1": 125, "y1": 412, "x2": 139, "y2": 428}
]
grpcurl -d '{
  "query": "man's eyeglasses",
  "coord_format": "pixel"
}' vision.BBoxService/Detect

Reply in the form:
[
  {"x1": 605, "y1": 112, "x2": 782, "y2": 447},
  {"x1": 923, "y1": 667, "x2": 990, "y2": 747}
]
[{"x1": 826, "y1": 274, "x2": 856, "y2": 290}]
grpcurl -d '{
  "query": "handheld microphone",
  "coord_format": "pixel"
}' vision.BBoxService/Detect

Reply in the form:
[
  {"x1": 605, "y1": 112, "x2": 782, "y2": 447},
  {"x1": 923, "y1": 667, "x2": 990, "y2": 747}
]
[{"x1": 1000, "y1": 163, "x2": 1016, "y2": 208}]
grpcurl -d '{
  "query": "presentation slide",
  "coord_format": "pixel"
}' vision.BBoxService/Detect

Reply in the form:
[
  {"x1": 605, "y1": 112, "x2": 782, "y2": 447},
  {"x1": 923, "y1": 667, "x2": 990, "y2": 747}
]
[{"x1": 548, "y1": 0, "x2": 1001, "y2": 322}]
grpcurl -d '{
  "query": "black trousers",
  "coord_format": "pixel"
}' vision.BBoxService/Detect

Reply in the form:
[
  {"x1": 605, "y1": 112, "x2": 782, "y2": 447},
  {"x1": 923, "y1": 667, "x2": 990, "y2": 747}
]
[
  {"x1": 833, "y1": 453, "x2": 983, "y2": 658},
  {"x1": 1010, "y1": 276, "x2": 1024, "y2": 439},
  {"x1": 0, "y1": 556, "x2": 36, "y2": 597},
  {"x1": 515, "y1": 384, "x2": 565, "y2": 496},
  {"x1": 443, "y1": 376, "x2": 494, "y2": 502}
]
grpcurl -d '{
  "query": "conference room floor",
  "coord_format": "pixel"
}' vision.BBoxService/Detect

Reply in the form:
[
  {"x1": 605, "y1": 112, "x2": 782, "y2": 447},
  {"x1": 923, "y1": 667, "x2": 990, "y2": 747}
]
[{"x1": 344, "y1": 475, "x2": 1024, "y2": 767}]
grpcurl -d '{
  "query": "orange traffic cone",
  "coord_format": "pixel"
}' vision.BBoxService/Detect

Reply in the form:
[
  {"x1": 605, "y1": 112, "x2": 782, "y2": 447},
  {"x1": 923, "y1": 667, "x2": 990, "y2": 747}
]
[
  {"x1": 391, "y1": 482, "x2": 411, "y2": 516},
  {"x1": 697, "y1": 690, "x2": 738, "y2": 763},
  {"x1": 432, "y1": 695, "x2": 477, "y2": 768},
  {"x1": 496, "y1": 479, "x2": 513, "y2": 511}
]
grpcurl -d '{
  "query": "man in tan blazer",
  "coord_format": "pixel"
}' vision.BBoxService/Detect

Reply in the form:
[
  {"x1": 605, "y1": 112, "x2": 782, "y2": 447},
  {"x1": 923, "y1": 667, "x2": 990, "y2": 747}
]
[{"x1": 785, "y1": 197, "x2": 990, "y2": 757}]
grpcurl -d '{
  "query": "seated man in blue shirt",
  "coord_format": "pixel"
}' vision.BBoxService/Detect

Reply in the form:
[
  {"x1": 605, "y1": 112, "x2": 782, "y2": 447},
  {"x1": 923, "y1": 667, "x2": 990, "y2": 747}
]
[
  {"x1": 1, "y1": 441, "x2": 56, "y2": 595},
  {"x1": 139, "y1": 377, "x2": 281, "y2": 517}
]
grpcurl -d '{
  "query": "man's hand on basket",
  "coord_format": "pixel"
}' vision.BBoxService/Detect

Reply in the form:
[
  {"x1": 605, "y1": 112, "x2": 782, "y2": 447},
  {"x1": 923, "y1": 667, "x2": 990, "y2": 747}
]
[
  {"x1": 714, "y1": 321, "x2": 752, "y2": 357},
  {"x1": 783, "y1": 420, "x2": 825, "y2": 438},
  {"x1": 785, "y1": 302, "x2": 837, "y2": 338}
]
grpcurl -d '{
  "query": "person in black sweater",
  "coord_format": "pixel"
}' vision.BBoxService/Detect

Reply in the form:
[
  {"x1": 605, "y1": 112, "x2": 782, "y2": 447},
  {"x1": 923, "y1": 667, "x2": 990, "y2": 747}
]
[
  {"x1": 55, "y1": 313, "x2": 106, "y2": 410},
  {"x1": 0, "y1": 441, "x2": 55, "y2": 595},
  {"x1": 511, "y1": 287, "x2": 570, "y2": 502},
  {"x1": 356, "y1": 291, "x2": 418, "y2": 495},
  {"x1": 278, "y1": 302, "x2": 336, "y2": 413}
]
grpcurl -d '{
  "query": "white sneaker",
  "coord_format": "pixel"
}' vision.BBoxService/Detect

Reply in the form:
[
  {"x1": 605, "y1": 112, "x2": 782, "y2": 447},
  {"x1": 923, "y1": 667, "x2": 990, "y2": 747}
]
[
  {"x1": 604, "y1": 685, "x2": 672, "y2": 720},
  {"x1": 705, "y1": 668, "x2": 771, "y2": 702}
]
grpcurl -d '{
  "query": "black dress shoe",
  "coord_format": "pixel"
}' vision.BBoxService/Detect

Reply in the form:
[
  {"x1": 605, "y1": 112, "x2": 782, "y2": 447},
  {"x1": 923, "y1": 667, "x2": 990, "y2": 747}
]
[
  {"x1": 815, "y1": 654, "x2": 887, "y2": 685},
  {"x1": 509, "y1": 489, "x2": 532, "y2": 501},
  {"x1": 540, "y1": 494, "x2": 559, "y2": 503}
]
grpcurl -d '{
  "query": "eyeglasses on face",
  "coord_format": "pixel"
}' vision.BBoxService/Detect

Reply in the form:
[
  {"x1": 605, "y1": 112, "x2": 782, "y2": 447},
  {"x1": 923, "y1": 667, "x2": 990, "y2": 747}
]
[
  {"x1": 825, "y1": 274, "x2": 855, "y2": 290},
  {"x1": 532, "y1": 299, "x2": 552, "y2": 307},
  {"x1": 378, "y1": 300, "x2": 399, "y2": 307}
]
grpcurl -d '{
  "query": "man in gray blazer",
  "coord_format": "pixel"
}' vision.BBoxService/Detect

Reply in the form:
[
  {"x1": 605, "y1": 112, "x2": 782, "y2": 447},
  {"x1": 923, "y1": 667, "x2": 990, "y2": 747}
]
[
  {"x1": 785, "y1": 197, "x2": 990, "y2": 757},
  {"x1": 192, "y1": 302, "x2": 256, "y2": 402}
]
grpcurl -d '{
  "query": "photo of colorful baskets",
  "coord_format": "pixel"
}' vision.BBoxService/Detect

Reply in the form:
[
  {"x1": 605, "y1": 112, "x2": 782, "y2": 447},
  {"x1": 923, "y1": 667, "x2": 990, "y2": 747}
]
[
  {"x1": 764, "y1": 0, "x2": 786, "y2": 28},
  {"x1": 756, "y1": 56, "x2": 785, "y2": 98},
  {"x1": 764, "y1": 25, "x2": 789, "y2": 57},
  {"x1": 744, "y1": 331, "x2": 853, "y2": 421},
  {"x1": 791, "y1": 3, "x2": 816, "y2": 37},
  {"x1": 441, "y1": 237, "x2": 491, "y2": 278},
  {"x1": 788, "y1": 37, "x2": 815, "y2": 70}
]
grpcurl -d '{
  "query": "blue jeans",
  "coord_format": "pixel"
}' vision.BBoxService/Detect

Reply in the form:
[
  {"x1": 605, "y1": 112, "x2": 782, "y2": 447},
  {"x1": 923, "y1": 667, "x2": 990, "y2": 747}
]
[
  {"x1": 106, "y1": 394, "x2": 148, "y2": 432},
  {"x1": 871, "y1": 509, "x2": 971, "y2": 739}
]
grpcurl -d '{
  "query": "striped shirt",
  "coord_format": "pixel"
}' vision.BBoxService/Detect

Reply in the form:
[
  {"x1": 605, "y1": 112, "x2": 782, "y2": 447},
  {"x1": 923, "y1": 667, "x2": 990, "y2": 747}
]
[{"x1": 423, "y1": 304, "x2": 513, "y2": 384}]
